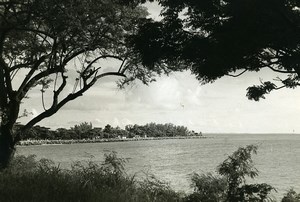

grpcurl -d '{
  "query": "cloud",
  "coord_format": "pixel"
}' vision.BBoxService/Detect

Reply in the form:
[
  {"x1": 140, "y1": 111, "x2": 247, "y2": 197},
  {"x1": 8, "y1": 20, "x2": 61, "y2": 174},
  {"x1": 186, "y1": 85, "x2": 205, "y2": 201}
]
[
  {"x1": 16, "y1": 67, "x2": 300, "y2": 134},
  {"x1": 124, "y1": 71, "x2": 204, "y2": 111}
]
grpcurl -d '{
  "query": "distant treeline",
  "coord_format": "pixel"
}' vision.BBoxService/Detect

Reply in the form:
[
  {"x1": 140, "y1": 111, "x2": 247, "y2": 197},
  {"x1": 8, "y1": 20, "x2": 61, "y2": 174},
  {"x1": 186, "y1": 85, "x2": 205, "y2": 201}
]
[{"x1": 15, "y1": 122, "x2": 202, "y2": 140}]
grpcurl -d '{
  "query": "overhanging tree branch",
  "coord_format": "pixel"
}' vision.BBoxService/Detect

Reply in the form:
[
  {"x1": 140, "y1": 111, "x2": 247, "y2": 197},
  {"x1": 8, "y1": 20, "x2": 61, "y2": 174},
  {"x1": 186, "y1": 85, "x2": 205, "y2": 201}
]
[
  {"x1": 0, "y1": 0, "x2": 151, "y2": 168},
  {"x1": 95, "y1": 71, "x2": 126, "y2": 80},
  {"x1": 17, "y1": 66, "x2": 63, "y2": 101},
  {"x1": 226, "y1": 69, "x2": 248, "y2": 77},
  {"x1": 17, "y1": 55, "x2": 48, "y2": 94},
  {"x1": 9, "y1": 62, "x2": 36, "y2": 72},
  {"x1": 15, "y1": 27, "x2": 55, "y2": 39},
  {"x1": 118, "y1": 58, "x2": 127, "y2": 73},
  {"x1": 17, "y1": 69, "x2": 126, "y2": 143},
  {"x1": 84, "y1": 55, "x2": 124, "y2": 73},
  {"x1": 267, "y1": 65, "x2": 296, "y2": 74}
]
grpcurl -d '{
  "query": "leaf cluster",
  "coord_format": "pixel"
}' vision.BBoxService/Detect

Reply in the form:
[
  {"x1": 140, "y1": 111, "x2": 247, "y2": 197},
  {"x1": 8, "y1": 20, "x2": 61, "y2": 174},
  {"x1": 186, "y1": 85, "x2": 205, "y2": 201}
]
[
  {"x1": 282, "y1": 189, "x2": 300, "y2": 202},
  {"x1": 246, "y1": 81, "x2": 277, "y2": 101},
  {"x1": 132, "y1": 0, "x2": 300, "y2": 99},
  {"x1": 189, "y1": 145, "x2": 275, "y2": 202}
]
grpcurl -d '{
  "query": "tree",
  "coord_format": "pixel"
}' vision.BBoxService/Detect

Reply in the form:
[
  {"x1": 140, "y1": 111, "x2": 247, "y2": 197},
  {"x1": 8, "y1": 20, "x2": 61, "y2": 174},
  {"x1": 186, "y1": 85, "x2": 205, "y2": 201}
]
[
  {"x1": 217, "y1": 145, "x2": 274, "y2": 201},
  {"x1": 187, "y1": 145, "x2": 274, "y2": 202},
  {"x1": 132, "y1": 0, "x2": 300, "y2": 101},
  {"x1": 70, "y1": 122, "x2": 93, "y2": 139},
  {"x1": 282, "y1": 189, "x2": 300, "y2": 202},
  {"x1": 186, "y1": 173, "x2": 227, "y2": 202},
  {"x1": 25, "y1": 125, "x2": 53, "y2": 140},
  {"x1": 0, "y1": 0, "x2": 170, "y2": 167},
  {"x1": 55, "y1": 128, "x2": 75, "y2": 140}
]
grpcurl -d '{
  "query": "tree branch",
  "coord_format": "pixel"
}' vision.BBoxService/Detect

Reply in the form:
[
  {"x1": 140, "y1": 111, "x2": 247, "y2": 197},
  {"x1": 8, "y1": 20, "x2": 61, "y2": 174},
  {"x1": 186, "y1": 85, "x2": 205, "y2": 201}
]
[
  {"x1": 0, "y1": 58, "x2": 13, "y2": 99},
  {"x1": 0, "y1": 31, "x2": 8, "y2": 110},
  {"x1": 15, "y1": 27, "x2": 55, "y2": 39},
  {"x1": 64, "y1": 49, "x2": 90, "y2": 64},
  {"x1": 95, "y1": 71, "x2": 126, "y2": 80},
  {"x1": 85, "y1": 55, "x2": 124, "y2": 72},
  {"x1": 19, "y1": 70, "x2": 126, "y2": 137},
  {"x1": 16, "y1": 55, "x2": 48, "y2": 99},
  {"x1": 118, "y1": 58, "x2": 127, "y2": 73},
  {"x1": 17, "y1": 66, "x2": 63, "y2": 101},
  {"x1": 10, "y1": 62, "x2": 35, "y2": 72},
  {"x1": 267, "y1": 65, "x2": 296, "y2": 74},
  {"x1": 20, "y1": 75, "x2": 89, "y2": 134},
  {"x1": 41, "y1": 89, "x2": 47, "y2": 111},
  {"x1": 15, "y1": 72, "x2": 67, "y2": 143},
  {"x1": 226, "y1": 69, "x2": 248, "y2": 77},
  {"x1": 275, "y1": 85, "x2": 286, "y2": 90}
]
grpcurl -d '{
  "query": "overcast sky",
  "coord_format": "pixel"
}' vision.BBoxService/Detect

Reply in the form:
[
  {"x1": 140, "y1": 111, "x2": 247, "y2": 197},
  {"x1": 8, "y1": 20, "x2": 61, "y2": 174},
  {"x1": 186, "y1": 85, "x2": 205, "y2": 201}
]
[{"x1": 17, "y1": 3, "x2": 300, "y2": 133}]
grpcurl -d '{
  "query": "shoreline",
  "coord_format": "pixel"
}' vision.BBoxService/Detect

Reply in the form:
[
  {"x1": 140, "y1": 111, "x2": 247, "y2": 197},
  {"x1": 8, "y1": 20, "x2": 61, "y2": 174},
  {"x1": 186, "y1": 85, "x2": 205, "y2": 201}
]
[{"x1": 17, "y1": 135, "x2": 207, "y2": 146}]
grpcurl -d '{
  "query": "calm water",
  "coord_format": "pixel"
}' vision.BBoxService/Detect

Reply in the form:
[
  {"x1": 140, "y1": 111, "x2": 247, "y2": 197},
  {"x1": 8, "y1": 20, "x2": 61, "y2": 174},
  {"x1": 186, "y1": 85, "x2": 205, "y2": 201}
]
[{"x1": 17, "y1": 133, "x2": 300, "y2": 200}]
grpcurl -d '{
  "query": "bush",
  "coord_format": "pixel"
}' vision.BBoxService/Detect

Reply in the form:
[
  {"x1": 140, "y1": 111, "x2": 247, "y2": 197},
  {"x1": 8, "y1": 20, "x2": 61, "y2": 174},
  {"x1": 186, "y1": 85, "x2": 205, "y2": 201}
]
[
  {"x1": 282, "y1": 189, "x2": 300, "y2": 202},
  {"x1": 186, "y1": 145, "x2": 275, "y2": 202},
  {"x1": 138, "y1": 174, "x2": 183, "y2": 202},
  {"x1": 185, "y1": 173, "x2": 227, "y2": 202},
  {"x1": 0, "y1": 146, "x2": 293, "y2": 202},
  {"x1": 0, "y1": 152, "x2": 182, "y2": 202}
]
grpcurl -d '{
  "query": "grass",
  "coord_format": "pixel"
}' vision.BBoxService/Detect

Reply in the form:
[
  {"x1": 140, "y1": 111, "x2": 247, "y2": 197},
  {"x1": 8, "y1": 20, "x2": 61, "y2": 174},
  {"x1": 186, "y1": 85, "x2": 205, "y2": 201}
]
[
  {"x1": 0, "y1": 153, "x2": 183, "y2": 202},
  {"x1": 1, "y1": 148, "x2": 299, "y2": 202}
]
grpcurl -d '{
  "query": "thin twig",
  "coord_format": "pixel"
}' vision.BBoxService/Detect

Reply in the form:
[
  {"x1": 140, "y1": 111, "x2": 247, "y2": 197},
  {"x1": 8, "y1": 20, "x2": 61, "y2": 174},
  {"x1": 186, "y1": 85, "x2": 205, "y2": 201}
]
[
  {"x1": 41, "y1": 89, "x2": 46, "y2": 111},
  {"x1": 226, "y1": 69, "x2": 248, "y2": 77}
]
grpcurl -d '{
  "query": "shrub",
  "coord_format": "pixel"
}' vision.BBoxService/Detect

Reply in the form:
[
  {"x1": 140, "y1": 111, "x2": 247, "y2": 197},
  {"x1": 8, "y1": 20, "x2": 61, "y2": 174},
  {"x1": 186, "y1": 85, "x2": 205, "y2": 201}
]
[
  {"x1": 0, "y1": 152, "x2": 182, "y2": 202},
  {"x1": 185, "y1": 173, "x2": 227, "y2": 202},
  {"x1": 0, "y1": 145, "x2": 290, "y2": 202},
  {"x1": 282, "y1": 189, "x2": 300, "y2": 202},
  {"x1": 138, "y1": 174, "x2": 183, "y2": 202},
  {"x1": 217, "y1": 145, "x2": 275, "y2": 202},
  {"x1": 186, "y1": 145, "x2": 275, "y2": 202}
]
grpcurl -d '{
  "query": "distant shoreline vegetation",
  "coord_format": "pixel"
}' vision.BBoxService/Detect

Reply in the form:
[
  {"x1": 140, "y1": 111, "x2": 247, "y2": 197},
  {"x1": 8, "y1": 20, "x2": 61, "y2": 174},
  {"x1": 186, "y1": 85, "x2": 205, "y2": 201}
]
[
  {"x1": 15, "y1": 122, "x2": 204, "y2": 146},
  {"x1": 17, "y1": 136, "x2": 206, "y2": 146}
]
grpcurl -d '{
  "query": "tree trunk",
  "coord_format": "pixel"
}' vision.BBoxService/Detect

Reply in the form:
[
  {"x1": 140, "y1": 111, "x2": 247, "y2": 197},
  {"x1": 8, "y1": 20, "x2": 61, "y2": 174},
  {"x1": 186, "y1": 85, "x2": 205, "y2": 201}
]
[{"x1": 0, "y1": 125, "x2": 15, "y2": 169}]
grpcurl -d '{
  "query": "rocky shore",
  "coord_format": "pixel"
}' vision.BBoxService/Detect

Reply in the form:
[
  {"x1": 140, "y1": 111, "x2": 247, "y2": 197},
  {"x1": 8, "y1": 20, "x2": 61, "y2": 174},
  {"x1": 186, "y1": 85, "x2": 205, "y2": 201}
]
[{"x1": 17, "y1": 135, "x2": 207, "y2": 146}]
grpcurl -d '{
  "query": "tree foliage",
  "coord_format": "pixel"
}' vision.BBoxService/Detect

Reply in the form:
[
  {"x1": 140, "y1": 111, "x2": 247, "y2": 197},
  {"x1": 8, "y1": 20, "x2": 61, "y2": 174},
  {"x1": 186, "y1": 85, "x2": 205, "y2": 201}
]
[
  {"x1": 282, "y1": 189, "x2": 300, "y2": 202},
  {"x1": 217, "y1": 145, "x2": 274, "y2": 201},
  {"x1": 188, "y1": 145, "x2": 274, "y2": 202},
  {"x1": 0, "y1": 152, "x2": 182, "y2": 202},
  {"x1": 17, "y1": 122, "x2": 198, "y2": 141},
  {"x1": 0, "y1": 0, "x2": 173, "y2": 167},
  {"x1": 186, "y1": 173, "x2": 227, "y2": 202},
  {"x1": 132, "y1": 0, "x2": 300, "y2": 101}
]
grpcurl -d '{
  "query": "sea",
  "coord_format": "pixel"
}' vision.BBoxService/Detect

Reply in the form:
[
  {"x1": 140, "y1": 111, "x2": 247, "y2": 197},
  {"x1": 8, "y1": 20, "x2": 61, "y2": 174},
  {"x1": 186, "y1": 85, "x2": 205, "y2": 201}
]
[{"x1": 16, "y1": 133, "x2": 300, "y2": 200}]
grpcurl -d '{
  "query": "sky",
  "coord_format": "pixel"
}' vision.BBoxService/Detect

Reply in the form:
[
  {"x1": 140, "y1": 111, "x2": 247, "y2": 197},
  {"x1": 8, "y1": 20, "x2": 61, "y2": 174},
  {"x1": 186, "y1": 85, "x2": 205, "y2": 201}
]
[{"x1": 17, "y1": 2, "x2": 300, "y2": 134}]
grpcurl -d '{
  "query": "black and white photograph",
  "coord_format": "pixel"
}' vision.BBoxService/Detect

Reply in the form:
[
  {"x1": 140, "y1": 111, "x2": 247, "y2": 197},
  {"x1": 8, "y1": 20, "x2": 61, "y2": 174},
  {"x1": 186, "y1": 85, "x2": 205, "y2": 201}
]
[{"x1": 0, "y1": 0, "x2": 299, "y2": 201}]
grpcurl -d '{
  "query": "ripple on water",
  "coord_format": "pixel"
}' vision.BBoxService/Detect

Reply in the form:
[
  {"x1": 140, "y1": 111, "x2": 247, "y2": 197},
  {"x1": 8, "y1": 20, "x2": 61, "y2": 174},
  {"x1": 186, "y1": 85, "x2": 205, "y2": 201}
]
[{"x1": 17, "y1": 133, "x2": 300, "y2": 200}]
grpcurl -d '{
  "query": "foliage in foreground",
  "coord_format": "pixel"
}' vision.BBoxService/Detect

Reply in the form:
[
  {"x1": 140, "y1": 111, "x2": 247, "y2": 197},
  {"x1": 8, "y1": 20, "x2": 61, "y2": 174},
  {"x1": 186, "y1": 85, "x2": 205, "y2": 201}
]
[
  {"x1": 187, "y1": 145, "x2": 275, "y2": 202},
  {"x1": 0, "y1": 152, "x2": 181, "y2": 202},
  {"x1": 282, "y1": 189, "x2": 300, "y2": 202},
  {"x1": 186, "y1": 173, "x2": 227, "y2": 202},
  {"x1": 0, "y1": 146, "x2": 299, "y2": 202}
]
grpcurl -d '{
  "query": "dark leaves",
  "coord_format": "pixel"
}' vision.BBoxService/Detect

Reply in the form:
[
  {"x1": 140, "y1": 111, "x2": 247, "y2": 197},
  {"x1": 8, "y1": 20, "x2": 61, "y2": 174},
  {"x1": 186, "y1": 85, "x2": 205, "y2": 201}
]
[
  {"x1": 130, "y1": 20, "x2": 166, "y2": 67},
  {"x1": 133, "y1": 0, "x2": 300, "y2": 99},
  {"x1": 246, "y1": 81, "x2": 277, "y2": 101},
  {"x1": 282, "y1": 76, "x2": 300, "y2": 88},
  {"x1": 190, "y1": 145, "x2": 274, "y2": 202}
]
